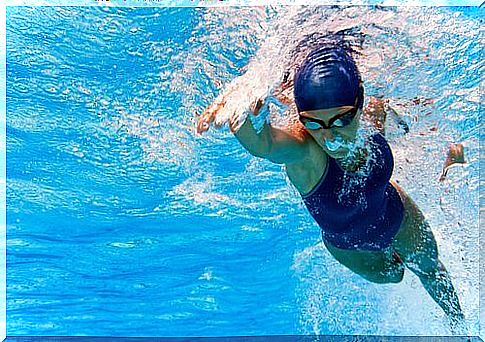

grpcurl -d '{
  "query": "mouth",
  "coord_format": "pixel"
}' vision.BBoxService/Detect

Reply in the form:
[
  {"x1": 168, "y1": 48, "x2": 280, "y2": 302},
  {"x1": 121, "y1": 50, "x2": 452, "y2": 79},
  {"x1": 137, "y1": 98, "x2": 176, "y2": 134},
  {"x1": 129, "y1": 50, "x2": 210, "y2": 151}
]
[
  {"x1": 324, "y1": 136, "x2": 345, "y2": 152},
  {"x1": 322, "y1": 135, "x2": 358, "y2": 158},
  {"x1": 324, "y1": 135, "x2": 356, "y2": 153}
]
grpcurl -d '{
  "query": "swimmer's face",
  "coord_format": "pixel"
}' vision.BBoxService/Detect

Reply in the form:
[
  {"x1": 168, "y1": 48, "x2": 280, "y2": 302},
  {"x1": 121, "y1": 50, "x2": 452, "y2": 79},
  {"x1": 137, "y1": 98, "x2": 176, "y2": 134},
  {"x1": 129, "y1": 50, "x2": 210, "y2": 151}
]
[{"x1": 299, "y1": 106, "x2": 361, "y2": 158}]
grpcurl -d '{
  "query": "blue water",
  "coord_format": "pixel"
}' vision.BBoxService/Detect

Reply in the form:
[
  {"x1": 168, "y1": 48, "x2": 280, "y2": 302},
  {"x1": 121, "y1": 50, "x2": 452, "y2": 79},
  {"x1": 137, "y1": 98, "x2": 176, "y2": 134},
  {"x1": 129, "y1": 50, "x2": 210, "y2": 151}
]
[{"x1": 6, "y1": 5, "x2": 482, "y2": 337}]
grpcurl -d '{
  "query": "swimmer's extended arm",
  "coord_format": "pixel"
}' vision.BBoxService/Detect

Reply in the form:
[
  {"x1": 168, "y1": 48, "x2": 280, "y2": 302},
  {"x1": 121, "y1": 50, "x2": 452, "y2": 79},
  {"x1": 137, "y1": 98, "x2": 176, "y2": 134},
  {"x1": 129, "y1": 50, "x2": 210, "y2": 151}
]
[
  {"x1": 227, "y1": 96, "x2": 308, "y2": 164},
  {"x1": 233, "y1": 116, "x2": 309, "y2": 165},
  {"x1": 197, "y1": 91, "x2": 309, "y2": 165}
]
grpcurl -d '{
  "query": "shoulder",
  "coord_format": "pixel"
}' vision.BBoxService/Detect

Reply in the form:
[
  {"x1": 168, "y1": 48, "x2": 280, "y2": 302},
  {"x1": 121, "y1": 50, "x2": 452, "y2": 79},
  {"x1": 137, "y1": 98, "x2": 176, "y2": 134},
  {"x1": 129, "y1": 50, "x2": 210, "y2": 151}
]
[
  {"x1": 265, "y1": 119, "x2": 314, "y2": 164},
  {"x1": 367, "y1": 133, "x2": 395, "y2": 180},
  {"x1": 284, "y1": 123, "x2": 328, "y2": 195},
  {"x1": 283, "y1": 119, "x2": 326, "y2": 164}
]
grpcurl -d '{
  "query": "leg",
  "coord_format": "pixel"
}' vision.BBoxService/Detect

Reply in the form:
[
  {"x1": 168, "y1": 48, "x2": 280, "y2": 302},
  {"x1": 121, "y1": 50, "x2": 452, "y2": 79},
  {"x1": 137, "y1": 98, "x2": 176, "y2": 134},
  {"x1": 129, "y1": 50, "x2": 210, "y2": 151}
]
[
  {"x1": 324, "y1": 239, "x2": 404, "y2": 284},
  {"x1": 412, "y1": 259, "x2": 466, "y2": 333},
  {"x1": 395, "y1": 226, "x2": 465, "y2": 332},
  {"x1": 391, "y1": 183, "x2": 465, "y2": 331}
]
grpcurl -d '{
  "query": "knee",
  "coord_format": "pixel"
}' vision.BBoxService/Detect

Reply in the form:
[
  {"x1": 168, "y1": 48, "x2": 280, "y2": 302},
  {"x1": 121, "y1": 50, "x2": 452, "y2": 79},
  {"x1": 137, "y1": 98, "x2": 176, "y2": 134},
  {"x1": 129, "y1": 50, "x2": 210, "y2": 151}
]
[{"x1": 386, "y1": 270, "x2": 405, "y2": 284}]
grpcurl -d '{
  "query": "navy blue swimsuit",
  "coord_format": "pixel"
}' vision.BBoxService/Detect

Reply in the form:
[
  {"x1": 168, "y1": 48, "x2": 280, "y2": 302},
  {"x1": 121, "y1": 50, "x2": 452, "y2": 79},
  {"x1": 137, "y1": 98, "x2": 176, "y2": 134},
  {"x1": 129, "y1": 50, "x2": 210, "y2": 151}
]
[{"x1": 302, "y1": 133, "x2": 404, "y2": 251}]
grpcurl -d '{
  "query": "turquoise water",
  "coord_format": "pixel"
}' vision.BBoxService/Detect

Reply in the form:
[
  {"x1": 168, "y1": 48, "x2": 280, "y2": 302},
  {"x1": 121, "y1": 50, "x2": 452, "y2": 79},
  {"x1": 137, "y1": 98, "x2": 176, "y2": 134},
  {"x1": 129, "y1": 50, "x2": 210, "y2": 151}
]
[{"x1": 6, "y1": 6, "x2": 482, "y2": 336}]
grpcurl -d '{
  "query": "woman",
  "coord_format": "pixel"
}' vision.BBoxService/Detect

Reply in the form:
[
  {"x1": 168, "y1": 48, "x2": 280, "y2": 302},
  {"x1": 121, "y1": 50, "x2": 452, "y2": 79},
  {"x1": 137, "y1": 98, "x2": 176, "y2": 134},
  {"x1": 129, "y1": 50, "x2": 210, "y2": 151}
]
[{"x1": 197, "y1": 42, "x2": 464, "y2": 331}]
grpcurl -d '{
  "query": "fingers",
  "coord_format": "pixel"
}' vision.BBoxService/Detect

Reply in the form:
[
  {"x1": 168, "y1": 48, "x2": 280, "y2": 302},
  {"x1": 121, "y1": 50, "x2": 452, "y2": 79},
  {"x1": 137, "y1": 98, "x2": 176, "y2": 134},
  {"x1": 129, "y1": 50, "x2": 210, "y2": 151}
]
[
  {"x1": 196, "y1": 111, "x2": 214, "y2": 134},
  {"x1": 197, "y1": 92, "x2": 260, "y2": 134},
  {"x1": 250, "y1": 98, "x2": 264, "y2": 116},
  {"x1": 196, "y1": 119, "x2": 210, "y2": 134},
  {"x1": 228, "y1": 109, "x2": 242, "y2": 133},
  {"x1": 196, "y1": 98, "x2": 226, "y2": 134},
  {"x1": 228, "y1": 114, "x2": 237, "y2": 133},
  {"x1": 213, "y1": 119, "x2": 224, "y2": 129}
]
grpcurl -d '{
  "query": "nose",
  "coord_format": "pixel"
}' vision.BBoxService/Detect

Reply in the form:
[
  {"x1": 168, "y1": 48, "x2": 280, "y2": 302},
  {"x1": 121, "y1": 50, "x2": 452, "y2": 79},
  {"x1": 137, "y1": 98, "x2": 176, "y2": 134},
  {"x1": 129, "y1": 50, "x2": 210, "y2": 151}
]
[{"x1": 321, "y1": 128, "x2": 335, "y2": 141}]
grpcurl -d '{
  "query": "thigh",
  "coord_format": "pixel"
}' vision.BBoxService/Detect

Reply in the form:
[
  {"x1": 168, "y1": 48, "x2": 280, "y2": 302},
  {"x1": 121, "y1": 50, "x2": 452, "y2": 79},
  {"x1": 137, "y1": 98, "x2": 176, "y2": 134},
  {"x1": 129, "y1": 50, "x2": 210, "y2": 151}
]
[
  {"x1": 391, "y1": 182, "x2": 440, "y2": 274},
  {"x1": 324, "y1": 239, "x2": 402, "y2": 284}
]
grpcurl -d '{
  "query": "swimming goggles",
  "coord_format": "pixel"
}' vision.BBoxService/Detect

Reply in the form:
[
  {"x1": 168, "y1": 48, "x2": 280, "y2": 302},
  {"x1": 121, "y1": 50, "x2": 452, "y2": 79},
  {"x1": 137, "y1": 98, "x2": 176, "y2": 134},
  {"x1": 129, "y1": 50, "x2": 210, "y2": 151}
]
[{"x1": 299, "y1": 107, "x2": 359, "y2": 130}]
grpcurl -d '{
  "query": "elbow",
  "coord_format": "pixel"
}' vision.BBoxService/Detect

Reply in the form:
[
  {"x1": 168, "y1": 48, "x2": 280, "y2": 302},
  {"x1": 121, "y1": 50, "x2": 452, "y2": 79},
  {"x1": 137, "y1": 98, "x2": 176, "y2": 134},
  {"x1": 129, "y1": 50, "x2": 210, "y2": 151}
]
[
  {"x1": 247, "y1": 143, "x2": 293, "y2": 165},
  {"x1": 249, "y1": 150, "x2": 266, "y2": 159}
]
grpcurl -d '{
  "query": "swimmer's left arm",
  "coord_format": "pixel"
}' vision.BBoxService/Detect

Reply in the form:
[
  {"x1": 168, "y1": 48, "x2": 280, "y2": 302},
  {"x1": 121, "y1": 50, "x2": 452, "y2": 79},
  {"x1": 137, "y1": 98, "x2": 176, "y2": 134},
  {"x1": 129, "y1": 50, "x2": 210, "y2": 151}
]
[
  {"x1": 363, "y1": 97, "x2": 409, "y2": 134},
  {"x1": 383, "y1": 101, "x2": 409, "y2": 134}
]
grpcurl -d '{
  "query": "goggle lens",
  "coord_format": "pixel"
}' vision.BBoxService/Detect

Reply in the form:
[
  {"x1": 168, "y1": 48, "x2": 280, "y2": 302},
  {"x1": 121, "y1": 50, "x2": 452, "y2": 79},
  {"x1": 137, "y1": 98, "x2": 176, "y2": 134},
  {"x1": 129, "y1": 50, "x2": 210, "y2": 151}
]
[
  {"x1": 299, "y1": 108, "x2": 358, "y2": 130},
  {"x1": 303, "y1": 121, "x2": 323, "y2": 130}
]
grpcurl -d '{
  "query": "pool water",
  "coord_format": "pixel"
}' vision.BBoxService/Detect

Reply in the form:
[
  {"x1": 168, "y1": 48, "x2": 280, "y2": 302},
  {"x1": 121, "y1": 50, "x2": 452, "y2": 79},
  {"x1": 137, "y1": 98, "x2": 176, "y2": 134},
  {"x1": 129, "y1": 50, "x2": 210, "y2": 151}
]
[{"x1": 5, "y1": 5, "x2": 482, "y2": 337}]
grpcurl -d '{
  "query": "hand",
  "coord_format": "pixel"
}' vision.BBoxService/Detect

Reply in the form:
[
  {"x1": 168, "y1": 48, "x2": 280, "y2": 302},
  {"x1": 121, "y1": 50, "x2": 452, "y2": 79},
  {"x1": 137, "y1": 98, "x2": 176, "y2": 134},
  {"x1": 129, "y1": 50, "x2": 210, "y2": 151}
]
[
  {"x1": 228, "y1": 97, "x2": 265, "y2": 133},
  {"x1": 196, "y1": 66, "x2": 270, "y2": 135},
  {"x1": 273, "y1": 77, "x2": 294, "y2": 106},
  {"x1": 384, "y1": 101, "x2": 409, "y2": 134},
  {"x1": 196, "y1": 97, "x2": 227, "y2": 134}
]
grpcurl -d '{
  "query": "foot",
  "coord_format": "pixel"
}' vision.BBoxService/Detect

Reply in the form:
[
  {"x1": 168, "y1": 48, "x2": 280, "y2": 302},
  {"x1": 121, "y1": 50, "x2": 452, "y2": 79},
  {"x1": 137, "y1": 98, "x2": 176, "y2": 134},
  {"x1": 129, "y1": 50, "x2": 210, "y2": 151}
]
[{"x1": 448, "y1": 312, "x2": 467, "y2": 336}]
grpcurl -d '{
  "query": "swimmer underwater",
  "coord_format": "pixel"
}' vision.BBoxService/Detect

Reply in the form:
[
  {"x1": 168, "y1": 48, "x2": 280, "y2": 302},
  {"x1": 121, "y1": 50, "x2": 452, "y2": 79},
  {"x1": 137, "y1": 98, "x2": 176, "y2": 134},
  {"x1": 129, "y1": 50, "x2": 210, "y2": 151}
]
[{"x1": 196, "y1": 36, "x2": 465, "y2": 332}]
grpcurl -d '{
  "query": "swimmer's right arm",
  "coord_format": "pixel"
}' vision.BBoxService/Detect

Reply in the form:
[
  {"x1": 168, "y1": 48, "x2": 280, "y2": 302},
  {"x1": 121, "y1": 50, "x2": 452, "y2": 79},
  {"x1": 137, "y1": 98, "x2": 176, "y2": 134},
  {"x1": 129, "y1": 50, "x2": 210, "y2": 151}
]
[
  {"x1": 197, "y1": 95, "x2": 309, "y2": 165},
  {"x1": 232, "y1": 115, "x2": 309, "y2": 165}
]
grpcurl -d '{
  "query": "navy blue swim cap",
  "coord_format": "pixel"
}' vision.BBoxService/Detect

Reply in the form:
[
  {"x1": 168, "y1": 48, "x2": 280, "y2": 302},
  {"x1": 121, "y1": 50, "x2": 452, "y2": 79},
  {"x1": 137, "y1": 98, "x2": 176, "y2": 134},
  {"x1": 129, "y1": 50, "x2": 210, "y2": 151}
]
[{"x1": 294, "y1": 45, "x2": 363, "y2": 112}]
